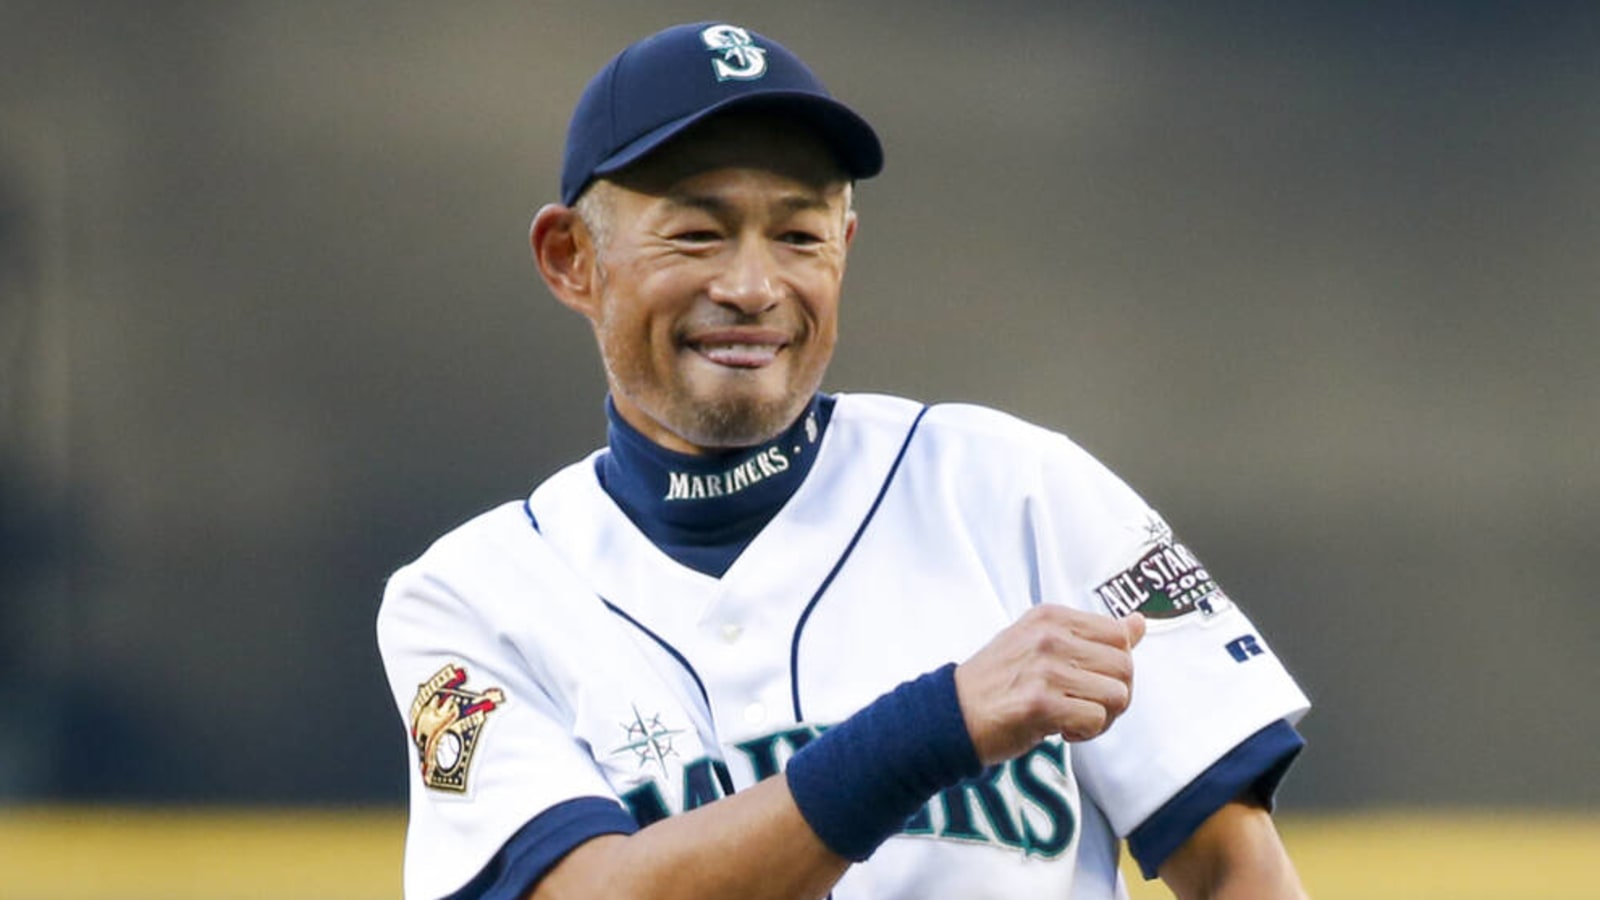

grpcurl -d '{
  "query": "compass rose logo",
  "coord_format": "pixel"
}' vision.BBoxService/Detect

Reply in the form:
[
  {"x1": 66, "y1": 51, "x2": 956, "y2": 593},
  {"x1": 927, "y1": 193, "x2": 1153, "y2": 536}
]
[{"x1": 611, "y1": 705, "x2": 686, "y2": 778}]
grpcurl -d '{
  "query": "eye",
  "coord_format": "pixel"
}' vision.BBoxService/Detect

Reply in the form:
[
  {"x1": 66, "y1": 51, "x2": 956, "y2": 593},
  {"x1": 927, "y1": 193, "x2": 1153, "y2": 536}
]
[
  {"x1": 778, "y1": 230, "x2": 824, "y2": 246},
  {"x1": 671, "y1": 230, "x2": 722, "y2": 243}
]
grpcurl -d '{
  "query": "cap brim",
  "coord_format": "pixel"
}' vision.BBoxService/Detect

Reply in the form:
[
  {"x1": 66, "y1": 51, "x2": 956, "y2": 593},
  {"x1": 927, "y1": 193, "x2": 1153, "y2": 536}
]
[{"x1": 589, "y1": 90, "x2": 883, "y2": 187}]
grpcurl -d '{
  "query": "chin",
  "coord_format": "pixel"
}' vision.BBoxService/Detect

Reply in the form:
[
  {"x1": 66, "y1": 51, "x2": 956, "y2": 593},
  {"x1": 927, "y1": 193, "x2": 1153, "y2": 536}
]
[{"x1": 674, "y1": 388, "x2": 807, "y2": 449}]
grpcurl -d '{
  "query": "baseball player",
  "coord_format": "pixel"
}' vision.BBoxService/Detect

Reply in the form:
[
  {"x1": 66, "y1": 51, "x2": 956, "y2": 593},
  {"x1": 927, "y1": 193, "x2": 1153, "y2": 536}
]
[{"x1": 378, "y1": 21, "x2": 1311, "y2": 900}]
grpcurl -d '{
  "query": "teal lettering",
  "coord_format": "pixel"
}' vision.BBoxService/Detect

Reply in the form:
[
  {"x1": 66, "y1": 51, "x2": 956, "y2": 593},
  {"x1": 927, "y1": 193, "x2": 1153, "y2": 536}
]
[
  {"x1": 734, "y1": 733, "x2": 784, "y2": 781},
  {"x1": 1011, "y1": 741, "x2": 1076, "y2": 858},
  {"x1": 937, "y1": 780, "x2": 984, "y2": 841},
  {"x1": 734, "y1": 728, "x2": 816, "y2": 781},
  {"x1": 622, "y1": 781, "x2": 670, "y2": 826},
  {"x1": 682, "y1": 758, "x2": 733, "y2": 811},
  {"x1": 938, "y1": 764, "x2": 1023, "y2": 849},
  {"x1": 903, "y1": 802, "x2": 934, "y2": 836}
]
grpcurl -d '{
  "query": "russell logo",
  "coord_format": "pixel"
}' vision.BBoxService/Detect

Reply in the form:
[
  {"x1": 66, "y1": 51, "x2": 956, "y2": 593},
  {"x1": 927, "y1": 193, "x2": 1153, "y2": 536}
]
[{"x1": 1225, "y1": 634, "x2": 1265, "y2": 662}]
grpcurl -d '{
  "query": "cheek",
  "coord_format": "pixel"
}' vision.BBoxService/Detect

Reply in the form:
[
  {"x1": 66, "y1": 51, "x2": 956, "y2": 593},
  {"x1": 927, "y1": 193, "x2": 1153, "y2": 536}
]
[
  {"x1": 599, "y1": 316, "x2": 663, "y2": 389},
  {"x1": 800, "y1": 279, "x2": 842, "y2": 343},
  {"x1": 807, "y1": 318, "x2": 838, "y2": 372},
  {"x1": 594, "y1": 282, "x2": 683, "y2": 378}
]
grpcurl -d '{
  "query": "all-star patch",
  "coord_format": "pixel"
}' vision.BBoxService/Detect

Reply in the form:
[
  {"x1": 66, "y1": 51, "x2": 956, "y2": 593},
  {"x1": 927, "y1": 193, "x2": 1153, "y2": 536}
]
[
  {"x1": 1094, "y1": 524, "x2": 1232, "y2": 620},
  {"x1": 409, "y1": 664, "x2": 504, "y2": 793}
]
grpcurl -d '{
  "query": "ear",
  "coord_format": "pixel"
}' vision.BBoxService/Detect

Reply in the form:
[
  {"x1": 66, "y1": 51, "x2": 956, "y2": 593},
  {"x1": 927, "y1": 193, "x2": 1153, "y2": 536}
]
[
  {"x1": 530, "y1": 203, "x2": 600, "y2": 319},
  {"x1": 843, "y1": 209, "x2": 858, "y2": 249}
]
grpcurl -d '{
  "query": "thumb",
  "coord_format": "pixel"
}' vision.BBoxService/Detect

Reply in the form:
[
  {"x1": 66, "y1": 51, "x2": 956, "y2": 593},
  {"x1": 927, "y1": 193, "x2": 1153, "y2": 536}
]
[{"x1": 1124, "y1": 612, "x2": 1147, "y2": 649}]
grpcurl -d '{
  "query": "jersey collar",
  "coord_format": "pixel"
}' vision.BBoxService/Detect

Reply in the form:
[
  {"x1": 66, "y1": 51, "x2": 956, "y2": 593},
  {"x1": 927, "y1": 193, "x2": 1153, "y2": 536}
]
[{"x1": 597, "y1": 394, "x2": 835, "y2": 575}]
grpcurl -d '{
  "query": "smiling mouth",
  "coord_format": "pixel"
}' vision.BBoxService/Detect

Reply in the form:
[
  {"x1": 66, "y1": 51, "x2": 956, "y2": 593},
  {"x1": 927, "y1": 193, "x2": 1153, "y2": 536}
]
[
  {"x1": 684, "y1": 330, "x2": 789, "y2": 369},
  {"x1": 692, "y1": 342, "x2": 783, "y2": 368}
]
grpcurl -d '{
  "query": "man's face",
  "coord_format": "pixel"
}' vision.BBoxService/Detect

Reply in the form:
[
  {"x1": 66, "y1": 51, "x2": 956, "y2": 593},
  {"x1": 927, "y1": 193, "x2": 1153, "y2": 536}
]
[{"x1": 576, "y1": 116, "x2": 856, "y2": 453}]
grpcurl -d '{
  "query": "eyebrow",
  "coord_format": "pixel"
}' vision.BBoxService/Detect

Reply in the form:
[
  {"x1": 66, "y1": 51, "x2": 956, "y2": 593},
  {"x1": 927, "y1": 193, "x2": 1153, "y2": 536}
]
[{"x1": 664, "y1": 191, "x2": 833, "y2": 216}]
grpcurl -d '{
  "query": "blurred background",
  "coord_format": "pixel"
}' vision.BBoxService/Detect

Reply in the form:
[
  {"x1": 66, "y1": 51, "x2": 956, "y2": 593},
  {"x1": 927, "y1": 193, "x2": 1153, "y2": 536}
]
[{"x1": 2, "y1": 0, "x2": 1596, "y2": 896}]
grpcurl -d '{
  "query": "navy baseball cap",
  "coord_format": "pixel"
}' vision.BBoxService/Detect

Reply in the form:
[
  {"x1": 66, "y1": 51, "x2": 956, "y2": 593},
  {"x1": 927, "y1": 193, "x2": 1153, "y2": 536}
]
[{"x1": 560, "y1": 22, "x2": 884, "y2": 205}]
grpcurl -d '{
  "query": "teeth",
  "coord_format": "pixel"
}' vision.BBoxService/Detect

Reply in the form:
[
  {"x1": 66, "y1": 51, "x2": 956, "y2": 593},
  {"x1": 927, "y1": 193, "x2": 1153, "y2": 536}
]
[{"x1": 699, "y1": 343, "x2": 779, "y2": 366}]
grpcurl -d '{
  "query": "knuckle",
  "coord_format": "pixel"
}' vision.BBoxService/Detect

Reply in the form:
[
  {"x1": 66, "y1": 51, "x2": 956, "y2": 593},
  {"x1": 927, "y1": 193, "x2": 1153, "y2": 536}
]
[
  {"x1": 1107, "y1": 650, "x2": 1135, "y2": 684},
  {"x1": 1018, "y1": 605, "x2": 1053, "y2": 627},
  {"x1": 1018, "y1": 690, "x2": 1055, "y2": 724},
  {"x1": 1027, "y1": 603, "x2": 1075, "y2": 629},
  {"x1": 1031, "y1": 629, "x2": 1066, "y2": 657},
  {"x1": 1059, "y1": 706, "x2": 1108, "y2": 743},
  {"x1": 1104, "y1": 683, "x2": 1132, "y2": 718}
]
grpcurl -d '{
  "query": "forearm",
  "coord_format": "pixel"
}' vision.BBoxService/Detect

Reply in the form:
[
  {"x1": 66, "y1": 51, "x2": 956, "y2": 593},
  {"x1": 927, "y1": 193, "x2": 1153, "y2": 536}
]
[
  {"x1": 530, "y1": 774, "x2": 847, "y2": 900},
  {"x1": 531, "y1": 663, "x2": 976, "y2": 898},
  {"x1": 1158, "y1": 801, "x2": 1308, "y2": 900},
  {"x1": 531, "y1": 608, "x2": 1143, "y2": 899}
]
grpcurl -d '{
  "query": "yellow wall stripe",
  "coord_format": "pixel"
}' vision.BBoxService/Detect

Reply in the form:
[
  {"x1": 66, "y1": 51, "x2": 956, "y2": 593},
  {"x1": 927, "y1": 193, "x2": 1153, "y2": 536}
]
[{"x1": 1, "y1": 808, "x2": 1594, "y2": 899}]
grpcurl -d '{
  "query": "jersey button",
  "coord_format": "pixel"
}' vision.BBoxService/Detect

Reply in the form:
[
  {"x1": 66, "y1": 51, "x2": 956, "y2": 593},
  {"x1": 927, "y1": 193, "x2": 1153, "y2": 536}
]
[
  {"x1": 719, "y1": 623, "x2": 743, "y2": 643},
  {"x1": 743, "y1": 701, "x2": 766, "y2": 725}
]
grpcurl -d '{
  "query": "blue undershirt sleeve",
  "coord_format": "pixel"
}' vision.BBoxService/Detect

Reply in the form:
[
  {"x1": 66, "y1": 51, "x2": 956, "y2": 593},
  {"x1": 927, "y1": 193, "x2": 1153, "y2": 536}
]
[
  {"x1": 1126, "y1": 718, "x2": 1305, "y2": 879},
  {"x1": 446, "y1": 796, "x2": 640, "y2": 900}
]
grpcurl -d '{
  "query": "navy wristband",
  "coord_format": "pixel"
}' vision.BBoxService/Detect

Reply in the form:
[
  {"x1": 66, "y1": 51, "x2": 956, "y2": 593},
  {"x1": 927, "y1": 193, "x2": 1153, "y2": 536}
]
[{"x1": 785, "y1": 663, "x2": 982, "y2": 861}]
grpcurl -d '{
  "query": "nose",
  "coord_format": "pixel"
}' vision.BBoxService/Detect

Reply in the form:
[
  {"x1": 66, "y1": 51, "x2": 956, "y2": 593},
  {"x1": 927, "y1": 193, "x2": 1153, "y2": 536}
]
[{"x1": 706, "y1": 236, "x2": 783, "y2": 315}]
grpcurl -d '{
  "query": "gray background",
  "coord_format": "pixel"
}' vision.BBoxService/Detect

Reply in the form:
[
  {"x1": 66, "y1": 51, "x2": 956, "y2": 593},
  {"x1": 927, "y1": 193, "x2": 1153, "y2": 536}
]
[{"x1": 2, "y1": 1, "x2": 1595, "y2": 812}]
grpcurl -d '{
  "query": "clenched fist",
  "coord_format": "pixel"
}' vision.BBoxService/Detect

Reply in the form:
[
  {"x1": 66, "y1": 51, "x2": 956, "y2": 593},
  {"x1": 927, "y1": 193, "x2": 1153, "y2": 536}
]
[{"x1": 954, "y1": 605, "x2": 1146, "y2": 766}]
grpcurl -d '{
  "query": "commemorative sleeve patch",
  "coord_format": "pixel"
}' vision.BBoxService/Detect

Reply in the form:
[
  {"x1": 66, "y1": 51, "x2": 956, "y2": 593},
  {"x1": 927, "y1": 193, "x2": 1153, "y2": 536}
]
[
  {"x1": 409, "y1": 664, "x2": 505, "y2": 794},
  {"x1": 1093, "y1": 523, "x2": 1233, "y2": 620}
]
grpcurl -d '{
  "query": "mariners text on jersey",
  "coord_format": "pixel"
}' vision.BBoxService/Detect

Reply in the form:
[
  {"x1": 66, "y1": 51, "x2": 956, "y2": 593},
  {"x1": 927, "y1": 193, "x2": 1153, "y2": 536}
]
[
  {"x1": 664, "y1": 446, "x2": 791, "y2": 501},
  {"x1": 618, "y1": 724, "x2": 1079, "y2": 861}
]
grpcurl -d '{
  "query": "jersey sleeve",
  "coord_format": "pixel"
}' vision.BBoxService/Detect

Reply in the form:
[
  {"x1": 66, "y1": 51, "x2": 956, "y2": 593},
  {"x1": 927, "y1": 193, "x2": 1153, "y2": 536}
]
[
  {"x1": 1025, "y1": 434, "x2": 1311, "y2": 875},
  {"x1": 377, "y1": 560, "x2": 634, "y2": 899}
]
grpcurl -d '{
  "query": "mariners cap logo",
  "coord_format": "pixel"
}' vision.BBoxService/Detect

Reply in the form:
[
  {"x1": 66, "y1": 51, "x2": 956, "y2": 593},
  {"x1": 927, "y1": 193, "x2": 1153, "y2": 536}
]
[
  {"x1": 408, "y1": 664, "x2": 504, "y2": 794},
  {"x1": 700, "y1": 24, "x2": 767, "y2": 81}
]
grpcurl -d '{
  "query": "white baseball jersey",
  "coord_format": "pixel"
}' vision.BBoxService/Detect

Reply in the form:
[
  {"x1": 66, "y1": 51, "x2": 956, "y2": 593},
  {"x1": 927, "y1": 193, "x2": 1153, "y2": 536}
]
[{"x1": 378, "y1": 393, "x2": 1310, "y2": 899}]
